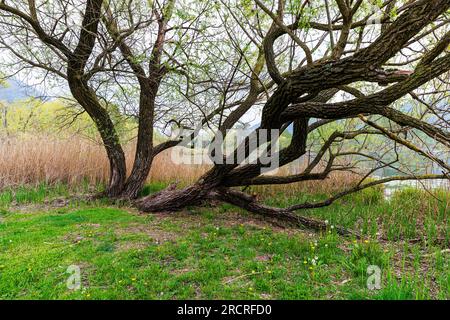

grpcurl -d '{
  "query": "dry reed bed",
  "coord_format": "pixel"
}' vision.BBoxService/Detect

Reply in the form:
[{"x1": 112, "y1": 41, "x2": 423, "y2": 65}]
[
  {"x1": 0, "y1": 135, "x2": 360, "y2": 195},
  {"x1": 0, "y1": 135, "x2": 210, "y2": 189}
]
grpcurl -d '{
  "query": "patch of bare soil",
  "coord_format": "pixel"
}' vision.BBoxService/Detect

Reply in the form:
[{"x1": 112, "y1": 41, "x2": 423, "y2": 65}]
[
  {"x1": 147, "y1": 210, "x2": 313, "y2": 238},
  {"x1": 6, "y1": 197, "x2": 77, "y2": 213},
  {"x1": 115, "y1": 223, "x2": 179, "y2": 244},
  {"x1": 61, "y1": 231, "x2": 95, "y2": 245},
  {"x1": 116, "y1": 241, "x2": 149, "y2": 251},
  {"x1": 215, "y1": 211, "x2": 294, "y2": 232},
  {"x1": 6, "y1": 194, "x2": 105, "y2": 213},
  {"x1": 169, "y1": 267, "x2": 193, "y2": 275},
  {"x1": 7, "y1": 203, "x2": 54, "y2": 214}
]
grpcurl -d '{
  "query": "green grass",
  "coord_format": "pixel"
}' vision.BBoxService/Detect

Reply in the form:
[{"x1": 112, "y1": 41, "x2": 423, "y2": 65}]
[
  {"x1": 0, "y1": 184, "x2": 448, "y2": 300},
  {"x1": 138, "y1": 182, "x2": 168, "y2": 198},
  {"x1": 0, "y1": 182, "x2": 104, "y2": 208},
  {"x1": 264, "y1": 186, "x2": 449, "y2": 244}
]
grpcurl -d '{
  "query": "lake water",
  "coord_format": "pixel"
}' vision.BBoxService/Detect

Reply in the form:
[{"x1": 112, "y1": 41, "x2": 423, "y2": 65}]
[{"x1": 382, "y1": 178, "x2": 450, "y2": 199}]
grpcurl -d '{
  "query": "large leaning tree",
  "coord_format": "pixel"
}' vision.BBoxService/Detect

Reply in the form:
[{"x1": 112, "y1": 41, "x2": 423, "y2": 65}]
[
  {"x1": 0, "y1": 0, "x2": 449, "y2": 233},
  {"x1": 134, "y1": 0, "x2": 450, "y2": 233}
]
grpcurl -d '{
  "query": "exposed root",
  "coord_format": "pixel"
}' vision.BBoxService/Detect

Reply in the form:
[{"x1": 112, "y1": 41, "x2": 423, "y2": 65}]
[
  {"x1": 210, "y1": 188, "x2": 360, "y2": 238},
  {"x1": 134, "y1": 183, "x2": 206, "y2": 212},
  {"x1": 135, "y1": 184, "x2": 359, "y2": 238}
]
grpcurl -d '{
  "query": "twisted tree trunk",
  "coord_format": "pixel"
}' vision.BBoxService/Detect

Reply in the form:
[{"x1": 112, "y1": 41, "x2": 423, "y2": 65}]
[
  {"x1": 67, "y1": 73, "x2": 127, "y2": 197},
  {"x1": 64, "y1": 0, "x2": 127, "y2": 197}
]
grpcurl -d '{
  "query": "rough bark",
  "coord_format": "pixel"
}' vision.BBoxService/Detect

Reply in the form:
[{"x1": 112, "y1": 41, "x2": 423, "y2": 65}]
[
  {"x1": 135, "y1": 183, "x2": 209, "y2": 212},
  {"x1": 120, "y1": 81, "x2": 159, "y2": 199},
  {"x1": 2, "y1": 0, "x2": 449, "y2": 234},
  {"x1": 67, "y1": 73, "x2": 127, "y2": 197}
]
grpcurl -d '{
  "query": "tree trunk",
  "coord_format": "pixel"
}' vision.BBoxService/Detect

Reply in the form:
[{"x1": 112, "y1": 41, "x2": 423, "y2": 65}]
[
  {"x1": 104, "y1": 144, "x2": 127, "y2": 197},
  {"x1": 135, "y1": 183, "x2": 209, "y2": 212},
  {"x1": 121, "y1": 155, "x2": 154, "y2": 199},
  {"x1": 67, "y1": 72, "x2": 127, "y2": 197},
  {"x1": 84, "y1": 108, "x2": 127, "y2": 197},
  {"x1": 121, "y1": 81, "x2": 158, "y2": 199}
]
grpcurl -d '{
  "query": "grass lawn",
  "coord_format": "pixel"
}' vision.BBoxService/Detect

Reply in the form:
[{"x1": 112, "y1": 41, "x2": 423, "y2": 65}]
[{"x1": 0, "y1": 184, "x2": 448, "y2": 300}]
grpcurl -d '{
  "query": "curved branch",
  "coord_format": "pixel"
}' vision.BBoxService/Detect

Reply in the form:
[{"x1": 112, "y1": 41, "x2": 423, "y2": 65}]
[
  {"x1": 282, "y1": 54, "x2": 450, "y2": 147},
  {"x1": 287, "y1": 174, "x2": 448, "y2": 211},
  {"x1": 0, "y1": 2, "x2": 72, "y2": 56}
]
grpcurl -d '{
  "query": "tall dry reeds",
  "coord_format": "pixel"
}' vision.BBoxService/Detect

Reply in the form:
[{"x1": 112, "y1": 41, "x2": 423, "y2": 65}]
[
  {"x1": 0, "y1": 134, "x2": 210, "y2": 189},
  {"x1": 0, "y1": 134, "x2": 110, "y2": 188},
  {"x1": 252, "y1": 170, "x2": 363, "y2": 197},
  {"x1": 0, "y1": 134, "x2": 360, "y2": 194}
]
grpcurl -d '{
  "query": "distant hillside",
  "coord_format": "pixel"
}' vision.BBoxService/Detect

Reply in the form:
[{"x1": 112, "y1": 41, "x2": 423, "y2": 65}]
[{"x1": 0, "y1": 78, "x2": 40, "y2": 103}]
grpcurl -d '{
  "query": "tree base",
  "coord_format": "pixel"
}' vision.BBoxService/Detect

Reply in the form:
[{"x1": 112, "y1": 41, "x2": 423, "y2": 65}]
[{"x1": 135, "y1": 185, "x2": 360, "y2": 238}]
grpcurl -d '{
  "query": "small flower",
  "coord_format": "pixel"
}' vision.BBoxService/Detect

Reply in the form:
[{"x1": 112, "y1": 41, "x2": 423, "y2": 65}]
[
  {"x1": 331, "y1": 225, "x2": 335, "y2": 229},
  {"x1": 364, "y1": 240, "x2": 369, "y2": 244},
  {"x1": 131, "y1": 277, "x2": 136, "y2": 281},
  {"x1": 325, "y1": 244, "x2": 328, "y2": 248},
  {"x1": 325, "y1": 220, "x2": 329, "y2": 225},
  {"x1": 249, "y1": 287, "x2": 253, "y2": 291},
  {"x1": 303, "y1": 260, "x2": 307, "y2": 264},
  {"x1": 86, "y1": 293, "x2": 91, "y2": 298}
]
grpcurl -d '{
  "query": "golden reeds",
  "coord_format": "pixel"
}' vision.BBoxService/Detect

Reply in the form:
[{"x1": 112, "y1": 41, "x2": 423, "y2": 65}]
[{"x1": 0, "y1": 134, "x2": 360, "y2": 194}]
